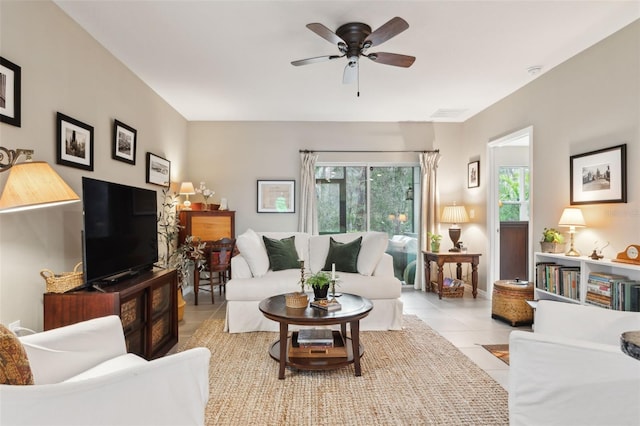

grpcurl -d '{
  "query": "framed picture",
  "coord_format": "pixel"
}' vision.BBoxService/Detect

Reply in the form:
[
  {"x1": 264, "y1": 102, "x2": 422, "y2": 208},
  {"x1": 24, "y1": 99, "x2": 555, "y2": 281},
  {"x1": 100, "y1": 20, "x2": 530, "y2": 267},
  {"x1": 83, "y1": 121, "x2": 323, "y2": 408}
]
[
  {"x1": 570, "y1": 144, "x2": 627, "y2": 205},
  {"x1": 56, "y1": 112, "x2": 94, "y2": 171},
  {"x1": 257, "y1": 180, "x2": 295, "y2": 213},
  {"x1": 0, "y1": 56, "x2": 21, "y2": 127},
  {"x1": 146, "y1": 152, "x2": 170, "y2": 187},
  {"x1": 468, "y1": 161, "x2": 480, "y2": 188},
  {"x1": 112, "y1": 119, "x2": 137, "y2": 165}
]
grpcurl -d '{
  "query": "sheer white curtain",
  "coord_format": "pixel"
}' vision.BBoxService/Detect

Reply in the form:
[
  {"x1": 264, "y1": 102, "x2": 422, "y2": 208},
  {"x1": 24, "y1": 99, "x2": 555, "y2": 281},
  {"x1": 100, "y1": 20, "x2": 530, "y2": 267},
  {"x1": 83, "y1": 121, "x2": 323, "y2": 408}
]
[
  {"x1": 415, "y1": 152, "x2": 441, "y2": 290},
  {"x1": 298, "y1": 151, "x2": 318, "y2": 234}
]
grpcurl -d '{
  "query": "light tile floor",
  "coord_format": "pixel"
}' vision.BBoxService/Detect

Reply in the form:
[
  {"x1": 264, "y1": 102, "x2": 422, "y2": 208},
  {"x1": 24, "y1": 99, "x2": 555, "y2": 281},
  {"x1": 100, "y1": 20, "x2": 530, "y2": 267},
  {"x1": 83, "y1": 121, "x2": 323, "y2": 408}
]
[{"x1": 177, "y1": 284, "x2": 532, "y2": 389}]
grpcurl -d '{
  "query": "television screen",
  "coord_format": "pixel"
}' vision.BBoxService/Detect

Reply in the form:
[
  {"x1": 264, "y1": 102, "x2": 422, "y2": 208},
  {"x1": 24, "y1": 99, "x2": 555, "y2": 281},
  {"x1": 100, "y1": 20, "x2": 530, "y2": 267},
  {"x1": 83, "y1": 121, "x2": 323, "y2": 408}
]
[{"x1": 82, "y1": 177, "x2": 158, "y2": 285}]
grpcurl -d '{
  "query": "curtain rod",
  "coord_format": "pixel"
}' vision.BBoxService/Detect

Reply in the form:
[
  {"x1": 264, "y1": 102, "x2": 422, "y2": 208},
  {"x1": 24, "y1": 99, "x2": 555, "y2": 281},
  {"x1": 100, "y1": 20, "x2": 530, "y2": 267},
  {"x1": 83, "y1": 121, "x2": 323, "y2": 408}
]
[{"x1": 299, "y1": 149, "x2": 439, "y2": 153}]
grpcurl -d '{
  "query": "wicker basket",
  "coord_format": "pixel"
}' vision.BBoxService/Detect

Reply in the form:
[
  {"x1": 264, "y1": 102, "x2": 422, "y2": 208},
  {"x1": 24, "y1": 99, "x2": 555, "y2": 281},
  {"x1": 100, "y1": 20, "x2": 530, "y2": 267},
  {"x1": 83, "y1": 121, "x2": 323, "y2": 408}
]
[
  {"x1": 430, "y1": 280, "x2": 464, "y2": 298},
  {"x1": 40, "y1": 262, "x2": 84, "y2": 293},
  {"x1": 285, "y1": 292, "x2": 309, "y2": 308},
  {"x1": 491, "y1": 280, "x2": 534, "y2": 326}
]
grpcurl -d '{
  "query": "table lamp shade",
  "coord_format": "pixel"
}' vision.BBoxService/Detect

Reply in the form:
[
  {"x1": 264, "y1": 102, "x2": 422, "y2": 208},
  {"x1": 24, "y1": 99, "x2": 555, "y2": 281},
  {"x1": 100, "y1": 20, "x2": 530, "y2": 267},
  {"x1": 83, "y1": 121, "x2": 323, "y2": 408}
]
[
  {"x1": 0, "y1": 162, "x2": 80, "y2": 213},
  {"x1": 441, "y1": 205, "x2": 470, "y2": 225},
  {"x1": 179, "y1": 182, "x2": 196, "y2": 195}
]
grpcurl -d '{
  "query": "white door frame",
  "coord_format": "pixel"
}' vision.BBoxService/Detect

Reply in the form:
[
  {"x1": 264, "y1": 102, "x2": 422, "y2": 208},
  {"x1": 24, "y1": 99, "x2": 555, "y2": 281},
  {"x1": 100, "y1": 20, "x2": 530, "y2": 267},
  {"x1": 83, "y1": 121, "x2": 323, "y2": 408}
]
[{"x1": 487, "y1": 126, "x2": 534, "y2": 295}]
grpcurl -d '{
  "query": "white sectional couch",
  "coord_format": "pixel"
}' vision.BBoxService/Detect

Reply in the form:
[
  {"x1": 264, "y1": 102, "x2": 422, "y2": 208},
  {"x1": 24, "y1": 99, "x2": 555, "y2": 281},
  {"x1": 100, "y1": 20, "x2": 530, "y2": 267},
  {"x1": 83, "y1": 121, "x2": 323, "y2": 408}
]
[{"x1": 224, "y1": 230, "x2": 403, "y2": 333}]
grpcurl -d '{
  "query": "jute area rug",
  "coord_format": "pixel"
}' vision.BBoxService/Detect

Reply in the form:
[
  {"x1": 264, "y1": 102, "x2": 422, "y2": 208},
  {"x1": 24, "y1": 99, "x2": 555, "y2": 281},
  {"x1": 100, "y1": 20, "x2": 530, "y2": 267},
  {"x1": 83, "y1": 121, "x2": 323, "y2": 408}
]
[{"x1": 179, "y1": 315, "x2": 508, "y2": 425}]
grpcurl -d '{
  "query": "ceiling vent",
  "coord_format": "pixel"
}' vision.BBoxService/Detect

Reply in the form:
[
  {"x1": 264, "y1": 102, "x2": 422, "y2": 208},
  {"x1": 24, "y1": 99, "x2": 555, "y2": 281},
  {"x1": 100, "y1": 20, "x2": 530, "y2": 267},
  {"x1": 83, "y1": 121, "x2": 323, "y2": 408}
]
[{"x1": 430, "y1": 109, "x2": 468, "y2": 119}]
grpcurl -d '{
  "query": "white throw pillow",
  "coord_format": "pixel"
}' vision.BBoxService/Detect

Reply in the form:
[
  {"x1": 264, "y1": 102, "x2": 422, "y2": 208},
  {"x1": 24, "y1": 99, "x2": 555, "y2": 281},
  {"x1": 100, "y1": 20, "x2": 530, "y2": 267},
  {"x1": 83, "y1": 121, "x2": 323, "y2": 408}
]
[
  {"x1": 235, "y1": 229, "x2": 269, "y2": 277},
  {"x1": 358, "y1": 232, "x2": 389, "y2": 276}
]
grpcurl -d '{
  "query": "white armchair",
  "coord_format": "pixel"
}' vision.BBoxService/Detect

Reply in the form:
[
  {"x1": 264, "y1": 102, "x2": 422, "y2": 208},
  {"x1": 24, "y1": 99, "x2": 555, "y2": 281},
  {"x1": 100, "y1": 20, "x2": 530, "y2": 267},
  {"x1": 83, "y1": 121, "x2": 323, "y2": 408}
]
[
  {"x1": 0, "y1": 315, "x2": 211, "y2": 426},
  {"x1": 509, "y1": 300, "x2": 640, "y2": 426}
]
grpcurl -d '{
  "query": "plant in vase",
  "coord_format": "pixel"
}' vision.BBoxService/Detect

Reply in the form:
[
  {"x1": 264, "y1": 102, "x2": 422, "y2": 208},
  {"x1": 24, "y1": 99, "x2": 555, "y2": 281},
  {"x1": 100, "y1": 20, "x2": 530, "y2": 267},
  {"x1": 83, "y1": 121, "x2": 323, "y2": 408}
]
[
  {"x1": 195, "y1": 181, "x2": 215, "y2": 210},
  {"x1": 306, "y1": 271, "x2": 332, "y2": 300},
  {"x1": 428, "y1": 232, "x2": 443, "y2": 253},
  {"x1": 540, "y1": 228, "x2": 565, "y2": 253}
]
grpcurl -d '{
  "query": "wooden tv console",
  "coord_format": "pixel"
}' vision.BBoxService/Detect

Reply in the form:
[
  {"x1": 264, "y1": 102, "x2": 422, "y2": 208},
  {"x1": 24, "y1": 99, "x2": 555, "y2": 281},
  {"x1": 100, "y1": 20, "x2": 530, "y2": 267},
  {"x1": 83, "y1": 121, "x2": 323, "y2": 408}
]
[{"x1": 43, "y1": 268, "x2": 178, "y2": 360}]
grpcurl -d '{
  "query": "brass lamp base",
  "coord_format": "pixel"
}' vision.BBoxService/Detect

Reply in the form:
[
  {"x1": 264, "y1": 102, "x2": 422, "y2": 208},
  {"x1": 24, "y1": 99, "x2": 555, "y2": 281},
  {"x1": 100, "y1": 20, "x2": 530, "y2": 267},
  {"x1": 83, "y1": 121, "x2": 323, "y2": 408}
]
[{"x1": 565, "y1": 233, "x2": 580, "y2": 256}]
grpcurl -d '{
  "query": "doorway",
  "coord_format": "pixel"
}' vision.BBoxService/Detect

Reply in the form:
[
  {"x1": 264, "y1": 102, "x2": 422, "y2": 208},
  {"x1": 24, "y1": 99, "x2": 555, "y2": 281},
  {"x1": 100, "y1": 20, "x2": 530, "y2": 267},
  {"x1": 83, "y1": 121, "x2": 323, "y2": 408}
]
[{"x1": 487, "y1": 127, "x2": 533, "y2": 293}]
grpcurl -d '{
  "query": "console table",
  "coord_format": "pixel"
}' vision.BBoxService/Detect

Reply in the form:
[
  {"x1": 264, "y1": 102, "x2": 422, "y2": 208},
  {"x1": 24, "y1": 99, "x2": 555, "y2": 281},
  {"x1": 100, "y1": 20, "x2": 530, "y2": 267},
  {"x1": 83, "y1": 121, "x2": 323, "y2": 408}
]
[{"x1": 423, "y1": 251, "x2": 481, "y2": 299}]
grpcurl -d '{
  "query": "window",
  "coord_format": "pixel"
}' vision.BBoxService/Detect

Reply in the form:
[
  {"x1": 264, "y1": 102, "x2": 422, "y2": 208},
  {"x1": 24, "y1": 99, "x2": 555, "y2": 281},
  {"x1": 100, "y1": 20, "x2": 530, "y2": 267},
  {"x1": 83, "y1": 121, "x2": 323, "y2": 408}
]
[
  {"x1": 498, "y1": 166, "x2": 529, "y2": 221},
  {"x1": 315, "y1": 164, "x2": 419, "y2": 283}
]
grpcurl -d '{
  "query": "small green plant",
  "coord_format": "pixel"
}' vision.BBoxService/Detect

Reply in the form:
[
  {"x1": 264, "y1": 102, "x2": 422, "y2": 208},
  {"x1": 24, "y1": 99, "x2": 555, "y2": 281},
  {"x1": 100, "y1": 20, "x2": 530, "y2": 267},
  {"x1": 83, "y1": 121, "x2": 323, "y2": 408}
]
[
  {"x1": 427, "y1": 232, "x2": 443, "y2": 243},
  {"x1": 541, "y1": 228, "x2": 564, "y2": 243},
  {"x1": 305, "y1": 271, "x2": 332, "y2": 289}
]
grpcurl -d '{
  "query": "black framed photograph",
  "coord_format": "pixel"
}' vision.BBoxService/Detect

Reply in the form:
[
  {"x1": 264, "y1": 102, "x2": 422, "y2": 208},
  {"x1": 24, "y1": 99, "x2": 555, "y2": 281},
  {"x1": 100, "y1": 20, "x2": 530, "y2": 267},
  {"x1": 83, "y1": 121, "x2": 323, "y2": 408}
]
[
  {"x1": 0, "y1": 56, "x2": 21, "y2": 127},
  {"x1": 56, "y1": 112, "x2": 94, "y2": 171},
  {"x1": 257, "y1": 180, "x2": 295, "y2": 213},
  {"x1": 468, "y1": 161, "x2": 480, "y2": 188},
  {"x1": 112, "y1": 119, "x2": 137, "y2": 165},
  {"x1": 146, "y1": 152, "x2": 170, "y2": 187},
  {"x1": 570, "y1": 144, "x2": 627, "y2": 205}
]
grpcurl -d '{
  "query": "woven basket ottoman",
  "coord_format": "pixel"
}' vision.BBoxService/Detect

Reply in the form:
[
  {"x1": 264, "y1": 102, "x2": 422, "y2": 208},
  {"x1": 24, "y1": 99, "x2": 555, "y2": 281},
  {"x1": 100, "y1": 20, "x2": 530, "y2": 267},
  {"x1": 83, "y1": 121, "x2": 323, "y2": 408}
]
[{"x1": 491, "y1": 280, "x2": 534, "y2": 326}]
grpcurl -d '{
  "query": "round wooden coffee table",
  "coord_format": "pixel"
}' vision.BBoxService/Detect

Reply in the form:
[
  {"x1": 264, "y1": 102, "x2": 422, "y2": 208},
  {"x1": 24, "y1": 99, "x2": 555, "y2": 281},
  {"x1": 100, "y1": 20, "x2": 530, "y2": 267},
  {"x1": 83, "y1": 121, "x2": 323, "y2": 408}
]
[{"x1": 259, "y1": 293, "x2": 373, "y2": 379}]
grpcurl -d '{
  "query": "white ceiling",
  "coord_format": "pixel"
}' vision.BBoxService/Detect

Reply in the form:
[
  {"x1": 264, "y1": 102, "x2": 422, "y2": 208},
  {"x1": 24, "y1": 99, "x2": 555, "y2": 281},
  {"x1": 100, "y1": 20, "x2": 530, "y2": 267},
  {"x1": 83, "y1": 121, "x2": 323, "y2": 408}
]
[{"x1": 54, "y1": 1, "x2": 640, "y2": 123}]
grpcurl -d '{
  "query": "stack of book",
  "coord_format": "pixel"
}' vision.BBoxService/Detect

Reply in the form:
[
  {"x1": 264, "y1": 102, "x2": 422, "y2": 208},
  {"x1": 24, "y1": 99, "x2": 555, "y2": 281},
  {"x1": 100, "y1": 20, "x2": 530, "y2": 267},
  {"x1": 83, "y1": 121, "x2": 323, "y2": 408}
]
[
  {"x1": 610, "y1": 278, "x2": 640, "y2": 312},
  {"x1": 289, "y1": 328, "x2": 347, "y2": 359},
  {"x1": 310, "y1": 298, "x2": 341, "y2": 311},
  {"x1": 586, "y1": 272, "x2": 628, "y2": 309}
]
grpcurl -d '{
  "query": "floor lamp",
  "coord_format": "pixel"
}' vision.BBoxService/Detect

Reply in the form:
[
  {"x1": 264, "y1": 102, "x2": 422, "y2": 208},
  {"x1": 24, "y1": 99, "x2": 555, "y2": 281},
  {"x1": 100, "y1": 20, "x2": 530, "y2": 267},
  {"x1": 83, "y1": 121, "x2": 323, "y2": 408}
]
[
  {"x1": 441, "y1": 204, "x2": 469, "y2": 252},
  {"x1": 558, "y1": 207, "x2": 586, "y2": 256}
]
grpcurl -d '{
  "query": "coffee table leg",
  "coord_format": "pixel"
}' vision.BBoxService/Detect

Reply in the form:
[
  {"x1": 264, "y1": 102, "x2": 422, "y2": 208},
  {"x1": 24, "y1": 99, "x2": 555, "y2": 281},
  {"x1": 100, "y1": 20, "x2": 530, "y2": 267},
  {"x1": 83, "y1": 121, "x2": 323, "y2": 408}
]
[
  {"x1": 278, "y1": 322, "x2": 287, "y2": 380},
  {"x1": 351, "y1": 320, "x2": 362, "y2": 376}
]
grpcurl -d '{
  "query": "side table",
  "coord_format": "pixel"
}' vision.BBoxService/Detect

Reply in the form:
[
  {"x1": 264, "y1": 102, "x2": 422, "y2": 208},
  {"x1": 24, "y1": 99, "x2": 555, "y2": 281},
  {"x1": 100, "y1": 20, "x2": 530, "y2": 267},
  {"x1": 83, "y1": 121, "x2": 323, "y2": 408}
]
[{"x1": 423, "y1": 251, "x2": 481, "y2": 299}]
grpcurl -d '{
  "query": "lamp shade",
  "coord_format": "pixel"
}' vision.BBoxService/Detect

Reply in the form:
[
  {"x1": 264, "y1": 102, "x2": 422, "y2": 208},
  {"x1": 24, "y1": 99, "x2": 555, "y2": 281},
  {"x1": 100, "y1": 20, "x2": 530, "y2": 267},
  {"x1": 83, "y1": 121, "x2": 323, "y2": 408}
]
[
  {"x1": 179, "y1": 182, "x2": 196, "y2": 195},
  {"x1": 441, "y1": 205, "x2": 469, "y2": 225},
  {"x1": 0, "y1": 162, "x2": 80, "y2": 213},
  {"x1": 558, "y1": 207, "x2": 586, "y2": 228}
]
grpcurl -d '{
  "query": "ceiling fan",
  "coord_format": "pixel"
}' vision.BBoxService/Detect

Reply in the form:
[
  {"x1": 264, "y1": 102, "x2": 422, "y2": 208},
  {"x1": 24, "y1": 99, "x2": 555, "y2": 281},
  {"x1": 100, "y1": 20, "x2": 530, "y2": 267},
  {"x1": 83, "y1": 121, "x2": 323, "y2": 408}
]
[{"x1": 291, "y1": 17, "x2": 416, "y2": 88}]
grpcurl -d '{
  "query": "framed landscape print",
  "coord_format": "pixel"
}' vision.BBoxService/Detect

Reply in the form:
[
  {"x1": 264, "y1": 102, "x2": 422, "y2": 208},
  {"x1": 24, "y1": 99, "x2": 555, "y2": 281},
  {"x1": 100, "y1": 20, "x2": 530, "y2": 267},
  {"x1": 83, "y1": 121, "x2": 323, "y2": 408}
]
[
  {"x1": 112, "y1": 119, "x2": 137, "y2": 165},
  {"x1": 468, "y1": 161, "x2": 480, "y2": 188},
  {"x1": 570, "y1": 144, "x2": 626, "y2": 205},
  {"x1": 146, "y1": 152, "x2": 170, "y2": 187},
  {"x1": 56, "y1": 112, "x2": 94, "y2": 171},
  {"x1": 257, "y1": 180, "x2": 295, "y2": 213},
  {"x1": 0, "y1": 56, "x2": 21, "y2": 127}
]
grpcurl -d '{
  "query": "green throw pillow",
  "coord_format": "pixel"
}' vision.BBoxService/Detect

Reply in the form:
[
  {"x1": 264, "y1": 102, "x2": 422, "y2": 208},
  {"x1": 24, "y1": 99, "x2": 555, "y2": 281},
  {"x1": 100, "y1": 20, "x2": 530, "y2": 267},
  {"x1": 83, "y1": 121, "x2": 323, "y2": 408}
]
[
  {"x1": 262, "y1": 236, "x2": 300, "y2": 271},
  {"x1": 323, "y1": 237, "x2": 362, "y2": 273}
]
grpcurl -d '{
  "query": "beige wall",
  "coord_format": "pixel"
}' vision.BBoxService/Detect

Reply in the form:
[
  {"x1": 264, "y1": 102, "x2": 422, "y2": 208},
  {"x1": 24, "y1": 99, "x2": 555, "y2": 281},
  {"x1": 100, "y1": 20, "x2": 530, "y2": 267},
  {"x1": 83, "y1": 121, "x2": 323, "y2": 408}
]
[
  {"x1": 0, "y1": 1, "x2": 188, "y2": 330},
  {"x1": 461, "y1": 19, "x2": 639, "y2": 288}
]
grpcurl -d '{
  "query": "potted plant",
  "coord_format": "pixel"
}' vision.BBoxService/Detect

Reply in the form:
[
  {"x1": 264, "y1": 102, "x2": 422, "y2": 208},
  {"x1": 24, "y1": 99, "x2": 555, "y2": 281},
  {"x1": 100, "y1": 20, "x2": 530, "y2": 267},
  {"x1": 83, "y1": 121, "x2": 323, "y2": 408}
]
[
  {"x1": 428, "y1": 232, "x2": 442, "y2": 253},
  {"x1": 540, "y1": 228, "x2": 565, "y2": 253},
  {"x1": 306, "y1": 270, "x2": 332, "y2": 300}
]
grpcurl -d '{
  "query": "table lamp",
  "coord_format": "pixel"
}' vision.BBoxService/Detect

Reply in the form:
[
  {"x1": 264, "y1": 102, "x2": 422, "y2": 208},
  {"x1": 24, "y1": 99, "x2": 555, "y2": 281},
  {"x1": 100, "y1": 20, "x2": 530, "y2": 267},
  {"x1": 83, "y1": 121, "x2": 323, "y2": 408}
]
[
  {"x1": 558, "y1": 207, "x2": 586, "y2": 256},
  {"x1": 441, "y1": 203, "x2": 469, "y2": 252},
  {"x1": 179, "y1": 181, "x2": 196, "y2": 210},
  {"x1": 0, "y1": 146, "x2": 80, "y2": 213}
]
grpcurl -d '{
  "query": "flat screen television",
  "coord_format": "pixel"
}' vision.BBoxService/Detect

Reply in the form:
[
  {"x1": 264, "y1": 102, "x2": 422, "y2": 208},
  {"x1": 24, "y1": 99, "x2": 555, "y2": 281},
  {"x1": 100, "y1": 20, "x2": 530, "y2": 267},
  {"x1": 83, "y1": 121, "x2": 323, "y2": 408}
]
[{"x1": 82, "y1": 177, "x2": 158, "y2": 287}]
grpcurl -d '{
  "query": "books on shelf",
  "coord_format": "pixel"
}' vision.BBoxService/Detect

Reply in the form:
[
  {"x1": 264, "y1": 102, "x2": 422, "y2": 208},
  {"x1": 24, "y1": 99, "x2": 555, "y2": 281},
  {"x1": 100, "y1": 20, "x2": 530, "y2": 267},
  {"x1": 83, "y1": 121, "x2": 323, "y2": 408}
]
[
  {"x1": 535, "y1": 262, "x2": 580, "y2": 300},
  {"x1": 310, "y1": 299, "x2": 342, "y2": 311},
  {"x1": 585, "y1": 272, "x2": 640, "y2": 311}
]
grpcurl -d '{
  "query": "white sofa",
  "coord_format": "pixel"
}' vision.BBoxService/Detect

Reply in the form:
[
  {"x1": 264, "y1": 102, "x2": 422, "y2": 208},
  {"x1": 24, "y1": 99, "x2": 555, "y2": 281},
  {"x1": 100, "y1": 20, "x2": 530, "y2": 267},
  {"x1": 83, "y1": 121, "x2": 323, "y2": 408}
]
[
  {"x1": 0, "y1": 316, "x2": 211, "y2": 426},
  {"x1": 509, "y1": 300, "x2": 640, "y2": 426},
  {"x1": 225, "y1": 230, "x2": 403, "y2": 333}
]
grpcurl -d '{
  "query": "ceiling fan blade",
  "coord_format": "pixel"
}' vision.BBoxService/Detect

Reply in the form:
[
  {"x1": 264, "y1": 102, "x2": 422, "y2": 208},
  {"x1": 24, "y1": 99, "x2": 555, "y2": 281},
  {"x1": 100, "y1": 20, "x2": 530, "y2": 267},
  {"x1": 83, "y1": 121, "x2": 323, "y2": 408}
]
[
  {"x1": 367, "y1": 52, "x2": 415, "y2": 68},
  {"x1": 364, "y1": 17, "x2": 409, "y2": 47},
  {"x1": 343, "y1": 60, "x2": 358, "y2": 84},
  {"x1": 306, "y1": 23, "x2": 346, "y2": 46},
  {"x1": 291, "y1": 55, "x2": 343, "y2": 66}
]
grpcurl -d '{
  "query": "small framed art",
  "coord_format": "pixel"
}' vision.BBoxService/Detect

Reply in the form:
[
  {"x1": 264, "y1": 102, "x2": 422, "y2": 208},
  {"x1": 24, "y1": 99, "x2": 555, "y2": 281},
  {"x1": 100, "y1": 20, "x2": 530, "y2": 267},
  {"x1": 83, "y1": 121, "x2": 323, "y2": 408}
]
[
  {"x1": 56, "y1": 112, "x2": 94, "y2": 171},
  {"x1": 468, "y1": 161, "x2": 479, "y2": 188},
  {"x1": 146, "y1": 152, "x2": 171, "y2": 187},
  {"x1": 0, "y1": 56, "x2": 21, "y2": 127},
  {"x1": 570, "y1": 144, "x2": 626, "y2": 205},
  {"x1": 257, "y1": 180, "x2": 295, "y2": 213},
  {"x1": 112, "y1": 119, "x2": 137, "y2": 165}
]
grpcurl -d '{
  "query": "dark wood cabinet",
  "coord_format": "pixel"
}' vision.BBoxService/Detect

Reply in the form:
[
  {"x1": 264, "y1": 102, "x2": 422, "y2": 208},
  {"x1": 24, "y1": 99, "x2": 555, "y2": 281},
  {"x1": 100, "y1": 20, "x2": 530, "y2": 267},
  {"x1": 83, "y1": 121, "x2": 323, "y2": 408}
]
[
  {"x1": 43, "y1": 268, "x2": 178, "y2": 360},
  {"x1": 500, "y1": 221, "x2": 529, "y2": 280},
  {"x1": 178, "y1": 210, "x2": 235, "y2": 244}
]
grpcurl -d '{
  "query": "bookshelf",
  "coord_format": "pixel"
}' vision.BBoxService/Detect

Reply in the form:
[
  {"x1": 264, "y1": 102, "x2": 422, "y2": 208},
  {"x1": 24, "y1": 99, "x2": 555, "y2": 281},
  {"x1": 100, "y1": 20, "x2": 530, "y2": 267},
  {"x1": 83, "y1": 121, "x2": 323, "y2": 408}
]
[{"x1": 534, "y1": 252, "x2": 640, "y2": 310}]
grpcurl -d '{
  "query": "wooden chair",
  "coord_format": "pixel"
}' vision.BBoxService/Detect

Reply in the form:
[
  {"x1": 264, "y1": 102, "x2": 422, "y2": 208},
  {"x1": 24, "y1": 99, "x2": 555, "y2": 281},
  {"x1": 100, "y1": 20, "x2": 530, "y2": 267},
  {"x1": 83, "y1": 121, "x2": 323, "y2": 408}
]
[{"x1": 193, "y1": 238, "x2": 235, "y2": 305}]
